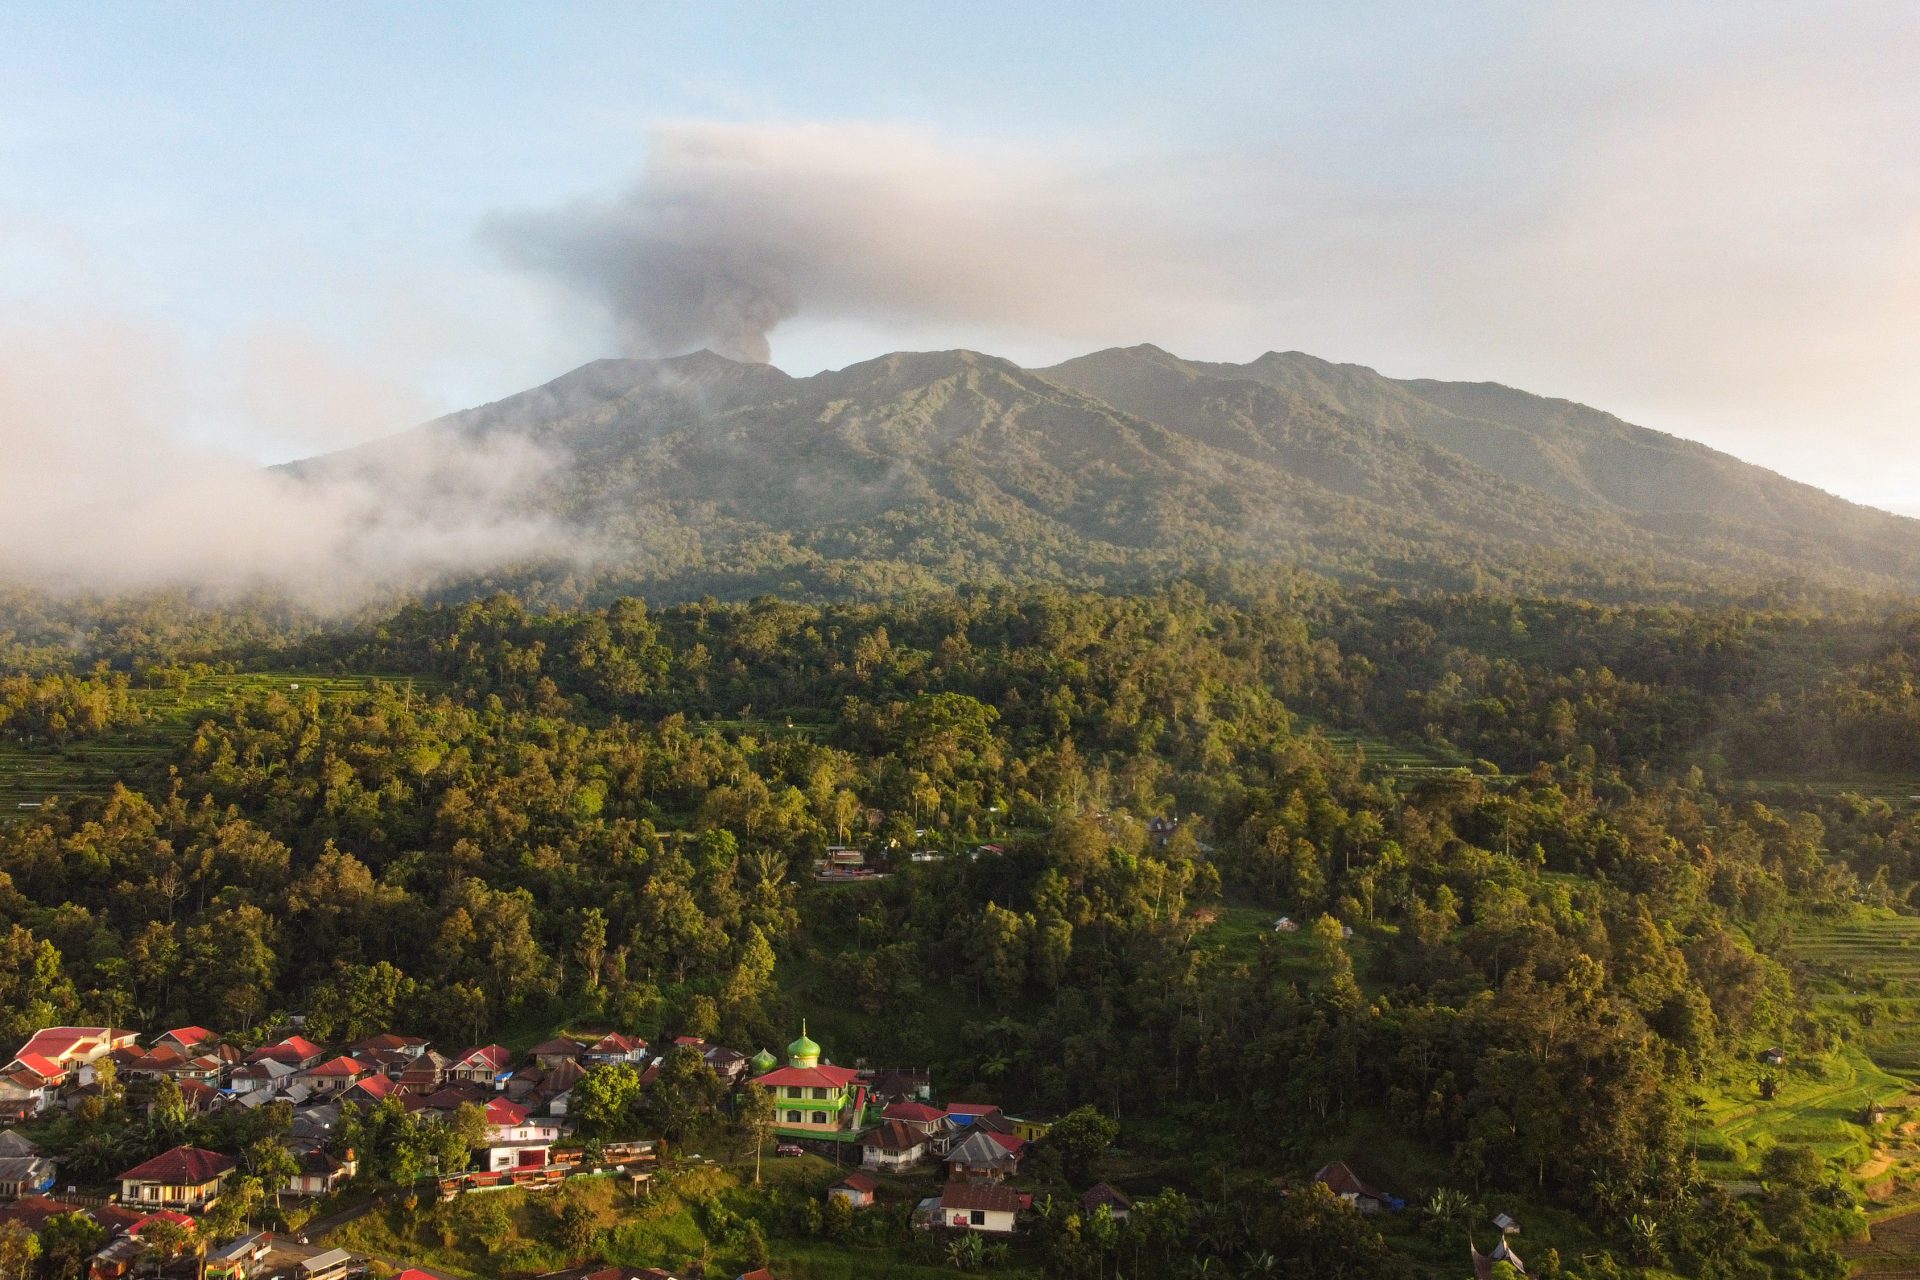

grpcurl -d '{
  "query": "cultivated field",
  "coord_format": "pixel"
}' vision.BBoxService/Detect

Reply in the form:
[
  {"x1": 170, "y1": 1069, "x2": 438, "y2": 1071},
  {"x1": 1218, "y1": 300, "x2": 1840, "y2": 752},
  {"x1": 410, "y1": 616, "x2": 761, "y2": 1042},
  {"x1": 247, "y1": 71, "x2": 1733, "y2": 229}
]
[
  {"x1": 1306, "y1": 724, "x2": 1481, "y2": 780},
  {"x1": 1795, "y1": 915, "x2": 1920, "y2": 1073},
  {"x1": 0, "y1": 672, "x2": 437, "y2": 815}
]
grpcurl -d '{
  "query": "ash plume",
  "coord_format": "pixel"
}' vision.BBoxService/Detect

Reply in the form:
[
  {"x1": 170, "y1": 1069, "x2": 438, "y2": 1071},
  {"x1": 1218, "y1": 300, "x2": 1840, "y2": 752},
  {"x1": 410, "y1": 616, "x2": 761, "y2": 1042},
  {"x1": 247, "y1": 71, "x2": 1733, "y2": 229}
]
[{"x1": 484, "y1": 121, "x2": 1179, "y2": 364}]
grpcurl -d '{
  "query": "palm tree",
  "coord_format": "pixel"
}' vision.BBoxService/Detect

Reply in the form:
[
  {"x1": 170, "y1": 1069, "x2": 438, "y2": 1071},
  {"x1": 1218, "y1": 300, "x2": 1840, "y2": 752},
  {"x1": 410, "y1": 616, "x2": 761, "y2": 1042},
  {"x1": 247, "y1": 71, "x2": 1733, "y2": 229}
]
[{"x1": 1239, "y1": 1250, "x2": 1278, "y2": 1278}]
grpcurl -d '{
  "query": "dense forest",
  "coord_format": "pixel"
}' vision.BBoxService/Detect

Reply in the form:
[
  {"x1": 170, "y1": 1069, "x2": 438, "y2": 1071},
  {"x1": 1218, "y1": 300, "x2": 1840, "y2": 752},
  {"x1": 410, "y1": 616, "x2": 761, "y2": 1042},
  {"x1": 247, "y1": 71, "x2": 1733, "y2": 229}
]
[{"x1": 5, "y1": 572, "x2": 1920, "y2": 1276}]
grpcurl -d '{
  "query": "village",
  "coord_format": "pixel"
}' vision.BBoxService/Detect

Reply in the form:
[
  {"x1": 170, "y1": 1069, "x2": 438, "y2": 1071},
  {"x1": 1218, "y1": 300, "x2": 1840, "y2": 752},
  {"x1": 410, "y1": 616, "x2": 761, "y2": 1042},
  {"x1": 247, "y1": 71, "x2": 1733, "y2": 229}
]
[{"x1": 0, "y1": 1019, "x2": 1524, "y2": 1280}]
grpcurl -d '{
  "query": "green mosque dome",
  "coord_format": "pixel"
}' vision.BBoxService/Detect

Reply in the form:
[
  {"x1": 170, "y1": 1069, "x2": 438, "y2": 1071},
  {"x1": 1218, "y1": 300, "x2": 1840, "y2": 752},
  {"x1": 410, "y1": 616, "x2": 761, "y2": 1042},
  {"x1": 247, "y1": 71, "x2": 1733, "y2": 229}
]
[{"x1": 788, "y1": 1021, "x2": 821, "y2": 1067}]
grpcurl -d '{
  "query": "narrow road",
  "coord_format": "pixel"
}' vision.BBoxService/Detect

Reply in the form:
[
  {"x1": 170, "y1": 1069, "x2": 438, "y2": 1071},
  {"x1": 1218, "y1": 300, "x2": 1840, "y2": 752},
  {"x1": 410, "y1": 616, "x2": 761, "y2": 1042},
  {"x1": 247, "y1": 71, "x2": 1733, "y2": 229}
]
[{"x1": 301, "y1": 1194, "x2": 385, "y2": 1241}]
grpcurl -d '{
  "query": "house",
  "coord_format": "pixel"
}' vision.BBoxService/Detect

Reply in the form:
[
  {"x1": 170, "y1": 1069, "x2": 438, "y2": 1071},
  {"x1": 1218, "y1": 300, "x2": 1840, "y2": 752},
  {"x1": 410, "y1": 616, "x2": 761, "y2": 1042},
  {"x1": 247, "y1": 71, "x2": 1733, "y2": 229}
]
[
  {"x1": 449, "y1": 1045, "x2": 512, "y2": 1087},
  {"x1": 287, "y1": 1147, "x2": 357, "y2": 1196},
  {"x1": 175, "y1": 1080, "x2": 220, "y2": 1115},
  {"x1": 347, "y1": 1033, "x2": 428, "y2": 1058},
  {"x1": 861, "y1": 1120, "x2": 932, "y2": 1171},
  {"x1": 92, "y1": 1212, "x2": 199, "y2": 1280},
  {"x1": 945, "y1": 1130, "x2": 1020, "y2": 1183},
  {"x1": 1008, "y1": 1112, "x2": 1057, "y2": 1143},
  {"x1": 863, "y1": 1067, "x2": 931, "y2": 1103},
  {"x1": 291, "y1": 1104, "x2": 342, "y2": 1149},
  {"x1": 882, "y1": 1101, "x2": 949, "y2": 1140},
  {"x1": 413, "y1": 1083, "x2": 488, "y2": 1116},
  {"x1": 1470, "y1": 1238, "x2": 1528, "y2": 1278},
  {"x1": 248, "y1": 1036, "x2": 325, "y2": 1070},
  {"x1": 703, "y1": 1046, "x2": 749, "y2": 1085},
  {"x1": 527, "y1": 1038, "x2": 587, "y2": 1069},
  {"x1": 231, "y1": 1058, "x2": 298, "y2": 1095},
  {"x1": 296, "y1": 1248, "x2": 355, "y2": 1280},
  {"x1": 354, "y1": 1049, "x2": 417, "y2": 1079},
  {"x1": 204, "y1": 1232, "x2": 272, "y2": 1280},
  {"x1": 296, "y1": 1056, "x2": 375, "y2": 1097},
  {"x1": 127, "y1": 1044, "x2": 230, "y2": 1086},
  {"x1": 828, "y1": 1171, "x2": 877, "y2": 1210},
  {"x1": 938, "y1": 1182, "x2": 1021, "y2": 1234},
  {"x1": 343, "y1": 1074, "x2": 399, "y2": 1107},
  {"x1": 540, "y1": 1059, "x2": 586, "y2": 1116},
  {"x1": 153, "y1": 1027, "x2": 216, "y2": 1058},
  {"x1": 1274, "y1": 916, "x2": 1299, "y2": 933},
  {"x1": 1080, "y1": 1183, "x2": 1131, "y2": 1222},
  {"x1": 478, "y1": 1097, "x2": 563, "y2": 1172},
  {"x1": 0, "y1": 1133, "x2": 37, "y2": 1160},
  {"x1": 116, "y1": 1146, "x2": 235, "y2": 1210},
  {"x1": 984, "y1": 1130, "x2": 1027, "y2": 1166},
  {"x1": 9, "y1": 1027, "x2": 139, "y2": 1080},
  {"x1": 124, "y1": 1045, "x2": 187, "y2": 1083},
  {"x1": 581, "y1": 1034, "x2": 649, "y2": 1067},
  {"x1": 1759, "y1": 1047, "x2": 1786, "y2": 1067},
  {"x1": 1314, "y1": 1161, "x2": 1389, "y2": 1213},
  {"x1": 0, "y1": 1066, "x2": 59, "y2": 1119},
  {"x1": 0, "y1": 1156, "x2": 55, "y2": 1198},
  {"x1": 944, "y1": 1103, "x2": 1003, "y2": 1126},
  {"x1": 396, "y1": 1049, "x2": 452, "y2": 1091},
  {"x1": 750, "y1": 1025, "x2": 867, "y2": 1143}
]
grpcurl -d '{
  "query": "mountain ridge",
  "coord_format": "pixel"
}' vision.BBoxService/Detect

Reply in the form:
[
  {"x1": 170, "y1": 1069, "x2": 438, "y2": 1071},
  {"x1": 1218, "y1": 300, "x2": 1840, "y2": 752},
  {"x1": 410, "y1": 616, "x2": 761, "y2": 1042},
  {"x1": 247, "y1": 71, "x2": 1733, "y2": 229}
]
[{"x1": 286, "y1": 343, "x2": 1920, "y2": 604}]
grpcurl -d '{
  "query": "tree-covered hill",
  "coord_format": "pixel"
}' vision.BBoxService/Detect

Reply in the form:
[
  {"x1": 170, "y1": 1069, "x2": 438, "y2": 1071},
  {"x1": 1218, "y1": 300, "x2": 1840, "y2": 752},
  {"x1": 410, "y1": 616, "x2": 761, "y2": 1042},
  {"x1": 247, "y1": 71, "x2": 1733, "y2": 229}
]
[{"x1": 279, "y1": 343, "x2": 1920, "y2": 606}]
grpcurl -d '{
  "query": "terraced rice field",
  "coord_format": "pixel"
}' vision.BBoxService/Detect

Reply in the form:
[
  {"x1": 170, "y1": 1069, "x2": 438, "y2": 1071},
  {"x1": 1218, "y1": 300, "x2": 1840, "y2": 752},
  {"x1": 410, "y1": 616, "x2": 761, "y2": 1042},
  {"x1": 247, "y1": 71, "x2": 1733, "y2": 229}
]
[
  {"x1": 1794, "y1": 916, "x2": 1920, "y2": 1073},
  {"x1": 1844, "y1": 1206, "x2": 1920, "y2": 1276},
  {"x1": 0, "y1": 671, "x2": 436, "y2": 815},
  {"x1": 1307, "y1": 725, "x2": 1480, "y2": 780},
  {"x1": 1692, "y1": 1044, "x2": 1903, "y2": 1176},
  {"x1": 1735, "y1": 777, "x2": 1920, "y2": 808}
]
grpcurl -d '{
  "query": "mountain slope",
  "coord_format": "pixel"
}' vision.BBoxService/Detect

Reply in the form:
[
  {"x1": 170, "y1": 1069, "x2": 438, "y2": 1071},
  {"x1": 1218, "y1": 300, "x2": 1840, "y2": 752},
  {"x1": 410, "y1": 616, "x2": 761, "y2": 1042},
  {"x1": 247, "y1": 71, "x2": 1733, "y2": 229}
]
[
  {"x1": 286, "y1": 345, "x2": 1920, "y2": 604},
  {"x1": 1044, "y1": 345, "x2": 1920, "y2": 591}
]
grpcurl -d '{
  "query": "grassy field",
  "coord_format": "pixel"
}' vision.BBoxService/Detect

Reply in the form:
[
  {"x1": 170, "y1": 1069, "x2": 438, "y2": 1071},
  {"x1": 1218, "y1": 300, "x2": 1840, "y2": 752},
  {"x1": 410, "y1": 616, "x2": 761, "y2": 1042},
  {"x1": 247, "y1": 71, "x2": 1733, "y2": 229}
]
[{"x1": 0, "y1": 671, "x2": 437, "y2": 816}]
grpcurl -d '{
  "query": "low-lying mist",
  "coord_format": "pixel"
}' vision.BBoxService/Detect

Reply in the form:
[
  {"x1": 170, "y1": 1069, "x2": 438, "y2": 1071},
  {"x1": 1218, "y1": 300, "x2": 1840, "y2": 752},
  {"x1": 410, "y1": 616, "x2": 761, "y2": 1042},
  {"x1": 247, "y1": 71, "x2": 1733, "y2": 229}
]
[{"x1": 0, "y1": 310, "x2": 585, "y2": 611}]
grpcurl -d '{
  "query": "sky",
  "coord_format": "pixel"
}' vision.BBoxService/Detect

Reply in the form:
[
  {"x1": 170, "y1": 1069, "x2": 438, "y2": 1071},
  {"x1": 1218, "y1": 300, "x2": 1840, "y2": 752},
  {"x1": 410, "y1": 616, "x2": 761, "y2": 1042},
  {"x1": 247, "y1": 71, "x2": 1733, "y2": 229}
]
[{"x1": 4, "y1": 1, "x2": 1919, "y2": 517}]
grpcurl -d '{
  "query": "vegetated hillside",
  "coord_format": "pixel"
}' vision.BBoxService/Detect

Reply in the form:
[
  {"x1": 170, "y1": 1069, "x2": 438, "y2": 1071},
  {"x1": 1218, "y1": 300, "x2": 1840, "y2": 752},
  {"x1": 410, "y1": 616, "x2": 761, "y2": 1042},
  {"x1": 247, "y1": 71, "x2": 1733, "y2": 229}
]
[
  {"x1": 285, "y1": 344, "x2": 1920, "y2": 604},
  {"x1": 1050, "y1": 344, "x2": 1920, "y2": 584}
]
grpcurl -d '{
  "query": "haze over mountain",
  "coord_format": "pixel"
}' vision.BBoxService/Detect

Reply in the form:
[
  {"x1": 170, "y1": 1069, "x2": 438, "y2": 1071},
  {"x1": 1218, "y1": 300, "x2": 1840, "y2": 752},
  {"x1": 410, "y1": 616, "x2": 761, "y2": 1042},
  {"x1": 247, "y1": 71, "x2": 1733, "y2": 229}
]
[{"x1": 282, "y1": 343, "x2": 1920, "y2": 606}]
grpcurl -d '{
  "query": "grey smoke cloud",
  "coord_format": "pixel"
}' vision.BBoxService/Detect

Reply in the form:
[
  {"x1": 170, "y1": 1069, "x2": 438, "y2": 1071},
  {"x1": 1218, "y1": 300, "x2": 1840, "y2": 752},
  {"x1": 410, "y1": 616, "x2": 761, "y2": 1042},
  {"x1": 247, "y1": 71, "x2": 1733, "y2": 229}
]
[{"x1": 484, "y1": 122, "x2": 1182, "y2": 364}]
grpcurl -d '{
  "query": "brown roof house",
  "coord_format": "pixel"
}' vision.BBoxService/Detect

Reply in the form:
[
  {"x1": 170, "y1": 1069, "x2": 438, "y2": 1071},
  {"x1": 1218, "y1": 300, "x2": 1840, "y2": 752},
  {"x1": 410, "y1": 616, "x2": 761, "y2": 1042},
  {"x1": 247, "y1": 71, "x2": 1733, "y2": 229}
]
[
  {"x1": 828, "y1": 1171, "x2": 878, "y2": 1210},
  {"x1": 1314, "y1": 1161, "x2": 1390, "y2": 1213},
  {"x1": 117, "y1": 1146, "x2": 235, "y2": 1210},
  {"x1": 860, "y1": 1120, "x2": 932, "y2": 1171},
  {"x1": 938, "y1": 1183, "x2": 1022, "y2": 1234},
  {"x1": 1080, "y1": 1183, "x2": 1131, "y2": 1222}
]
